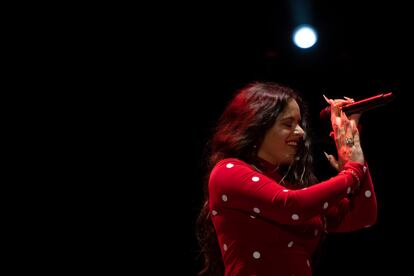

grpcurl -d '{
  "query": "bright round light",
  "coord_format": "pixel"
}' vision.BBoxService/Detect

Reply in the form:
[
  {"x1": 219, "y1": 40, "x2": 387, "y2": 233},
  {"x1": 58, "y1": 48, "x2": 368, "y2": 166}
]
[{"x1": 293, "y1": 25, "x2": 318, "y2": 49}]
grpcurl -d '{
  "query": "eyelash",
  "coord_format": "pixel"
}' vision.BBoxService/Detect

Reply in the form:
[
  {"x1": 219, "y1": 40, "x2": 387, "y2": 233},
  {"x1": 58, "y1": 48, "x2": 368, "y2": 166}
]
[{"x1": 284, "y1": 122, "x2": 302, "y2": 129}]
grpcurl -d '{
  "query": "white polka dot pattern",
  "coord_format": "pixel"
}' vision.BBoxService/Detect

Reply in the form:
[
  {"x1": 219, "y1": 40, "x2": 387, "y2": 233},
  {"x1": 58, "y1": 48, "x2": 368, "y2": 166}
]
[
  {"x1": 283, "y1": 189, "x2": 289, "y2": 192},
  {"x1": 221, "y1": 194, "x2": 228, "y2": 202},
  {"x1": 253, "y1": 207, "x2": 260, "y2": 214},
  {"x1": 364, "y1": 190, "x2": 372, "y2": 198},
  {"x1": 226, "y1": 163, "x2": 234, "y2": 168},
  {"x1": 212, "y1": 210, "x2": 218, "y2": 216},
  {"x1": 287, "y1": 241, "x2": 294, "y2": 247},
  {"x1": 252, "y1": 176, "x2": 260, "y2": 182},
  {"x1": 347, "y1": 187, "x2": 351, "y2": 194},
  {"x1": 252, "y1": 251, "x2": 261, "y2": 259},
  {"x1": 223, "y1": 244, "x2": 228, "y2": 251},
  {"x1": 323, "y1": 202, "x2": 329, "y2": 209},
  {"x1": 291, "y1": 214, "x2": 299, "y2": 220}
]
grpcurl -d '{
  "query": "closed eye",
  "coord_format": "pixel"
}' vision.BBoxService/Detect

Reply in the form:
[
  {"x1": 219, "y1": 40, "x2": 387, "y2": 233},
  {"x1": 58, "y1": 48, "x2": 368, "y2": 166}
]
[{"x1": 280, "y1": 117, "x2": 302, "y2": 129}]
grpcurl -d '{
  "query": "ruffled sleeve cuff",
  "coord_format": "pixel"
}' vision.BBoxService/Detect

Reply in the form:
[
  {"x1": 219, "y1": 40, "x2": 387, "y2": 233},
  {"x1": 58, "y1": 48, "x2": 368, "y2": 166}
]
[{"x1": 341, "y1": 162, "x2": 368, "y2": 191}]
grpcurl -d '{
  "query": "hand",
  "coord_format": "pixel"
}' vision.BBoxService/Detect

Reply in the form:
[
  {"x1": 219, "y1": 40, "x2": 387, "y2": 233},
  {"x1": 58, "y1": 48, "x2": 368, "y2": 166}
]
[
  {"x1": 323, "y1": 95, "x2": 365, "y2": 170},
  {"x1": 323, "y1": 95, "x2": 362, "y2": 125}
]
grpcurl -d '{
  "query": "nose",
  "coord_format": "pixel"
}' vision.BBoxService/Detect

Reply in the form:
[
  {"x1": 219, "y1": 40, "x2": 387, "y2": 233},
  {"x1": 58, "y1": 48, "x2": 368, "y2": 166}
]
[{"x1": 294, "y1": 124, "x2": 305, "y2": 136}]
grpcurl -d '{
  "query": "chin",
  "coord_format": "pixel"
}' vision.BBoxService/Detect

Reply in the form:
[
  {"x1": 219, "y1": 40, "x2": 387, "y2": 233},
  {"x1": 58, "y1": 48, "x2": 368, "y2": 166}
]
[
  {"x1": 284, "y1": 155, "x2": 296, "y2": 164},
  {"x1": 281, "y1": 158, "x2": 294, "y2": 165}
]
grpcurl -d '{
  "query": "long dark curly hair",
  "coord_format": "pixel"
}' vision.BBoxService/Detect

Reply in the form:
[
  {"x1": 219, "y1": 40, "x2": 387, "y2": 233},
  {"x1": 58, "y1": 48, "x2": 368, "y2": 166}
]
[{"x1": 196, "y1": 82, "x2": 318, "y2": 275}]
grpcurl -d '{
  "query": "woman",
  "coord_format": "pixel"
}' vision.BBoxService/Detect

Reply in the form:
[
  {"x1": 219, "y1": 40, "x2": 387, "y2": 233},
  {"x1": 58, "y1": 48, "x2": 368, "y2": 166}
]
[{"x1": 196, "y1": 81, "x2": 377, "y2": 275}]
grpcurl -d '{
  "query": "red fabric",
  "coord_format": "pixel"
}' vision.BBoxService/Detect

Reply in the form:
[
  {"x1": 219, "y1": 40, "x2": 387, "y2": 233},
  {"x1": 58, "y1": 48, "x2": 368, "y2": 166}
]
[{"x1": 209, "y1": 158, "x2": 377, "y2": 276}]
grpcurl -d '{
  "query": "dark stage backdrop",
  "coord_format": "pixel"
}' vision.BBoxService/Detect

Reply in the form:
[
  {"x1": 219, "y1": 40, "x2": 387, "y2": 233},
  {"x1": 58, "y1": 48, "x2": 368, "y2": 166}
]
[{"x1": 104, "y1": 2, "x2": 410, "y2": 275}]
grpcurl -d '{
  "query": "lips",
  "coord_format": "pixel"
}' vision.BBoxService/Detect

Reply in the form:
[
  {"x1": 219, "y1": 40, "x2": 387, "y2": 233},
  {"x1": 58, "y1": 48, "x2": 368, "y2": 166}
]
[{"x1": 286, "y1": 140, "x2": 299, "y2": 146}]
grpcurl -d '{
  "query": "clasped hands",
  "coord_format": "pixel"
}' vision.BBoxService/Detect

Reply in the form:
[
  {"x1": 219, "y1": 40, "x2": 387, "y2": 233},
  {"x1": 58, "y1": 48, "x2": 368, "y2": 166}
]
[{"x1": 323, "y1": 95, "x2": 365, "y2": 171}]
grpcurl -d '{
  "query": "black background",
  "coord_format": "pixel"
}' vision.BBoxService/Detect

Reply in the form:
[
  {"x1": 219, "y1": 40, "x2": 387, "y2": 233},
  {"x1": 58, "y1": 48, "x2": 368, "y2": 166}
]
[{"x1": 97, "y1": 1, "x2": 411, "y2": 275}]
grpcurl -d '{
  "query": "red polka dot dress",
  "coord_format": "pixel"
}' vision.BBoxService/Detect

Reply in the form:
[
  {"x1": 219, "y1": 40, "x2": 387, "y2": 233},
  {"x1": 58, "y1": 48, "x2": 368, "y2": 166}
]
[{"x1": 209, "y1": 158, "x2": 377, "y2": 276}]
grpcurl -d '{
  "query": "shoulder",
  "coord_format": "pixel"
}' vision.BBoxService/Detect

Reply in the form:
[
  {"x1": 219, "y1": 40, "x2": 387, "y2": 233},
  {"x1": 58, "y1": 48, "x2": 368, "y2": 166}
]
[
  {"x1": 212, "y1": 158, "x2": 252, "y2": 173},
  {"x1": 210, "y1": 158, "x2": 264, "y2": 186},
  {"x1": 215, "y1": 158, "x2": 250, "y2": 168}
]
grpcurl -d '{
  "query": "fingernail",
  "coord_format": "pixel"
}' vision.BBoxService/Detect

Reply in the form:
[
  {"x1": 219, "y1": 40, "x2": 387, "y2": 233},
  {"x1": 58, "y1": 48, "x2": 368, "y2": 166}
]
[
  {"x1": 323, "y1": 151, "x2": 329, "y2": 159},
  {"x1": 322, "y1": 94, "x2": 330, "y2": 103}
]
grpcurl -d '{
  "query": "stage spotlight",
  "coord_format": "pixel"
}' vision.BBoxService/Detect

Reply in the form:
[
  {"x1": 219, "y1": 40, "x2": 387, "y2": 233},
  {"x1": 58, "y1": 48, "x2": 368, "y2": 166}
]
[{"x1": 293, "y1": 25, "x2": 318, "y2": 49}]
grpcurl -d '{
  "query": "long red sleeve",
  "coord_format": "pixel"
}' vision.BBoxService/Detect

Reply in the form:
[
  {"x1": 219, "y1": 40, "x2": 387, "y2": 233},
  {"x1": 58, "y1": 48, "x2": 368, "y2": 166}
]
[
  {"x1": 210, "y1": 159, "x2": 366, "y2": 226},
  {"x1": 209, "y1": 158, "x2": 376, "y2": 276}
]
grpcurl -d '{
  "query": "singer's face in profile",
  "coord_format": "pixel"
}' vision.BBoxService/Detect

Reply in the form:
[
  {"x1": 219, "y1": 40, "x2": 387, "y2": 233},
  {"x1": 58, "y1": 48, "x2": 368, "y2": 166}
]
[{"x1": 258, "y1": 99, "x2": 305, "y2": 166}]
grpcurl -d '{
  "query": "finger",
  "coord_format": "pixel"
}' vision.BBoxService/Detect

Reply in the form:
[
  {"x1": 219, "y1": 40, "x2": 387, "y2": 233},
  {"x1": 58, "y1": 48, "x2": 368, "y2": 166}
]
[
  {"x1": 350, "y1": 119, "x2": 358, "y2": 135},
  {"x1": 342, "y1": 112, "x2": 353, "y2": 140},
  {"x1": 348, "y1": 113, "x2": 361, "y2": 125},
  {"x1": 337, "y1": 112, "x2": 348, "y2": 140},
  {"x1": 332, "y1": 111, "x2": 350, "y2": 149},
  {"x1": 324, "y1": 151, "x2": 340, "y2": 171},
  {"x1": 351, "y1": 120, "x2": 361, "y2": 146},
  {"x1": 344, "y1": 96, "x2": 354, "y2": 103},
  {"x1": 341, "y1": 109, "x2": 350, "y2": 121},
  {"x1": 330, "y1": 100, "x2": 345, "y2": 118},
  {"x1": 323, "y1": 94, "x2": 333, "y2": 105},
  {"x1": 332, "y1": 99, "x2": 349, "y2": 107},
  {"x1": 330, "y1": 103, "x2": 342, "y2": 130},
  {"x1": 330, "y1": 104, "x2": 349, "y2": 148},
  {"x1": 333, "y1": 117, "x2": 343, "y2": 145},
  {"x1": 353, "y1": 131, "x2": 361, "y2": 147}
]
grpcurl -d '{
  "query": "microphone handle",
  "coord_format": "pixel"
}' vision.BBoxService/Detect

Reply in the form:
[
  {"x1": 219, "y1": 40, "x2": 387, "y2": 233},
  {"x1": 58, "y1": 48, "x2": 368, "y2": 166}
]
[
  {"x1": 342, "y1": 92, "x2": 394, "y2": 115},
  {"x1": 320, "y1": 92, "x2": 394, "y2": 119}
]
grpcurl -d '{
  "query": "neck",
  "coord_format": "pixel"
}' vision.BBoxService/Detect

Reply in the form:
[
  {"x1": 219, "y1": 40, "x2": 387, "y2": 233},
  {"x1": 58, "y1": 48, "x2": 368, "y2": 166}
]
[{"x1": 253, "y1": 156, "x2": 280, "y2": 174}]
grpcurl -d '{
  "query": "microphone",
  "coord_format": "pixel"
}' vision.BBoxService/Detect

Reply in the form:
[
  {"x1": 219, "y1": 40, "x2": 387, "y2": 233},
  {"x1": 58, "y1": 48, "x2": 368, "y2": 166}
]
[{"x1": 320, "y1": 92, "x2": 394, "y2": 120}]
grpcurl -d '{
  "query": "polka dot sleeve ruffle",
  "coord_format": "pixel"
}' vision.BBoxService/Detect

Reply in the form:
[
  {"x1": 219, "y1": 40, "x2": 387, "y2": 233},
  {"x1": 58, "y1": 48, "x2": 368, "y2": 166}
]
[
  {"x1": 209, "y1": 158, "x2": 369, "y2": 225},
  {"x1": 325, "y1": 163, "x2": 377, "y2": 232}
]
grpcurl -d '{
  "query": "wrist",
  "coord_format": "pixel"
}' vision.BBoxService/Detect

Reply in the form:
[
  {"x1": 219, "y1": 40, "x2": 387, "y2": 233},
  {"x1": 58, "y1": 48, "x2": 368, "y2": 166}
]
[
  {"x1": 340, "y1": 168, "x2": 361, "y2": 189},
  {"x1": 343, "y1": 162, "x2": 366, "y2": 179}
]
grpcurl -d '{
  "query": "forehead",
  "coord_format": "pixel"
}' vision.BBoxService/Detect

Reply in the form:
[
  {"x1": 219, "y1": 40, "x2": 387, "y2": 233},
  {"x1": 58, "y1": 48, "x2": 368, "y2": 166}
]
[{"x1": 278, "y1": 99, "x2": 301, "y2": 119}]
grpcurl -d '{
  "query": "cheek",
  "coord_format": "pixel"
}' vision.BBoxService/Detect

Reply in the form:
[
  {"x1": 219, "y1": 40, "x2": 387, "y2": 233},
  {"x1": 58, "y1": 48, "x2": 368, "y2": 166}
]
[
  {"x1": 262, "y1": 129, "x2": 289, "y2": 153},
  {"x1": 272, "y1": 131, "x2": 289, "y2": 144},
  {"x1": 270, "y1": 138, "x2": 287, "y2": 154}
]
